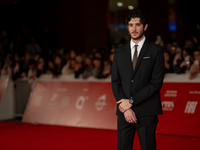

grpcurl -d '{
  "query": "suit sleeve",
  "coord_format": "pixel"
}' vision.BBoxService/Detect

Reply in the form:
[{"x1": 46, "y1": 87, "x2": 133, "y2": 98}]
[
  {"x1": 132, "y1": 46, "x2": 165, "y2": 105},
  {"x1": 111, "y1": 50, "x2": 127, "y2": 102}
]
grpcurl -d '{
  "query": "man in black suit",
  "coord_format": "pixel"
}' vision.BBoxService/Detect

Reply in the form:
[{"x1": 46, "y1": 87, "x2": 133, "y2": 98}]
[{"x1": 111, "y1": 9, "x2": 164, "y2": 150}]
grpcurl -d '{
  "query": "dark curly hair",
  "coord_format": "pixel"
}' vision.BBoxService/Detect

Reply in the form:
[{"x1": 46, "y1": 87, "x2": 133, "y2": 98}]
[{"x1": 125, "y1": 9, "x2": 147, "y2": 27}]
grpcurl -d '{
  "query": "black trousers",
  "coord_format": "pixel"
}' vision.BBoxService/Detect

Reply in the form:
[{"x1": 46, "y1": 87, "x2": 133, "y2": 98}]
[{"x1": 117, "y1": 115, "x2": 158, "y2": 150}]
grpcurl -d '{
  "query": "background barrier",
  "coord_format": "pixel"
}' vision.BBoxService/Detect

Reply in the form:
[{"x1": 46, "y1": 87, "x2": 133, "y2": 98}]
[
  {"x1": 158, "y1": 82, "x2": 200, "y2": 137},
  {"x1": 23, "y1": 81, "x2": 117, "y2": 129},
  {"x1": 22, "y1": 73, "x2": 200, "y2": 137},
  {"x1": 0, "y1": 75, "x2": 14, "y2": 120}
]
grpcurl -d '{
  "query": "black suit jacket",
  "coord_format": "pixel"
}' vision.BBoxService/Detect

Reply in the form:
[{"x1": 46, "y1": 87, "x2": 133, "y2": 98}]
[{"x1": 111, "y1": 38, "x2": 164, "y2": 117}]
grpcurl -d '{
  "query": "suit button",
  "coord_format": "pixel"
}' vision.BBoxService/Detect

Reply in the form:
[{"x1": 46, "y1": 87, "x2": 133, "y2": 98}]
[{"x1": 131, "y1": 80, "x2": 134, "y2": 82}]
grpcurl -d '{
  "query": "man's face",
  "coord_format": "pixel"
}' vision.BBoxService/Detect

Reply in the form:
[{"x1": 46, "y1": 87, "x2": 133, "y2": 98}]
[{"x1": 127, "y1": 17, "x2": 148, "y2": 42}]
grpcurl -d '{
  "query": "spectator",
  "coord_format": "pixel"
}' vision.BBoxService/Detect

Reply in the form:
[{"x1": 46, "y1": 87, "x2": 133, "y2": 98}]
[
  {"x1": 36, "y1": 56, "x2": 46, "y2": 78},
  {"x1": 173, "y1": 47, "x2": 193, "y2": 74},
  {"x1": 101, "y1": 60, "x2": 111, "y2": 78},
  {"x1": 164, "y1": 51, "x2": 173, "y2": 73},
  {"x1": 68, "y1": 49, "x2": 76, "y2": 60},
  {"x1": 27, "y1": 59, "x2": 37, "y2": 84},
  {"x1": 61, "y1": 59, "x2": 76, "y2": 75},
  {"x1": 173, "y1": 47, "x2": 183, "y2": 72},
  {"x1": 92, "y1": 58, "x2": 102, "y2": 78},
  {"x1": 82, "y1": 57, "x2": 93, "y2": 79},
  {"x1": 12, "y1": 60, "x2": 21, "y2": 80},
  {"x1": 46, "y1": 60, "x2": 54, "y2": 74},
  {"x1": 189, "y1": 50, "x2": 200, "y2": 79},
  {"x1": 52, "y1": 54, "x2": 63, "y2": 78},
  {"x1": 1, "y1": 54, "x2": 13, "y2": 76},
  {"x1": 74, "y1": 55, "x2": 84, "y2": 78},
  {"x1": 93, "y1": 51, "x2": 103, "y2": 60},
  {"x1": 155, "y1": 35, "x2": 164, "y2": 47},
  {"x1": 21, "y1": 52, "x2": 33, "y2": 78}
]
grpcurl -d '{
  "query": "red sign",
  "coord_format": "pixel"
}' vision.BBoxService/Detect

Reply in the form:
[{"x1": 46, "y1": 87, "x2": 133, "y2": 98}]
[
  {"x1": 158, "y1": 83, "x2": 200, "y2": 137},
  {"x1": 23, "y1": 81, "x2": 117, "y2": 130},
  {"x1": 23, "y1": 81, "x2": 200, "y2": 137}
]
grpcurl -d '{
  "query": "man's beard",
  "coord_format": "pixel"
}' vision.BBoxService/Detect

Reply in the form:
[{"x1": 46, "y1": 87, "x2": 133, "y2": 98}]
[{"x1": 129, "y1": 31, "x2": 144, "y2": 41}]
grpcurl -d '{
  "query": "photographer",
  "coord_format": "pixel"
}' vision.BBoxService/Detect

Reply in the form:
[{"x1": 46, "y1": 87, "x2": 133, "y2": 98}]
[
  {"x1": 190, "y1": 50, "x2": 200, "y2": 79},
  {"x1": 173, "y1": 47, "x2": 193, "y2": 74}
]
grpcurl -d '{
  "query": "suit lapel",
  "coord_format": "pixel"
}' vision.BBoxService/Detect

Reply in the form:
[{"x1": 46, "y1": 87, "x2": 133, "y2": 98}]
[
  {"x1": 125, "y1": 42, "x2": 133, "y2": 73},
  {"x1": 132, "y1": 39, "x2": 150, "y2": 76}
]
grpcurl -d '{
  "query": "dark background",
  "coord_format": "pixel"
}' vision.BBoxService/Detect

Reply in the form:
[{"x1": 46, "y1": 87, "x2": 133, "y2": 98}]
[{"x1": 0, "y1": 0, "x2": 199, "y2": 54}]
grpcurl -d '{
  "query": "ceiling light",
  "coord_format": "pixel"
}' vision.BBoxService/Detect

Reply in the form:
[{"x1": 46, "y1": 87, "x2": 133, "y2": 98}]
[
  {"x1": 117, "y1": 2, "x2": 123, "y2": 7},
  {"x1": 128, "y1": 5, "x2": 134, "y2": 10}
]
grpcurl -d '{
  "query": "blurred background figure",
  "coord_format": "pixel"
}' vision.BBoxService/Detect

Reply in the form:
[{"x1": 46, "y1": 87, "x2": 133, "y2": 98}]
[
  {"x1": 74, "y1": 54, "x2": 84, "y2": 78},
  {"x1": 92, "y1": 58, "x2": 102, "y2": 79},
  {"x1": 173, "y1": 47, "x2": 193, "y2": 74},
  {"x1": 52, "y1": 54, "x2": 63, "y2": 78},
  {"x1": 1, "y1": 54, "x2": 13, "y2": 76},
  {"x1": 155, "y1": 35, "x2": 164, "y2": 47},
  {"x1": 61, "y1": 59, "x2": 76, "y2": 76},
  {"x1": 82, "y1": 57, "x2": 93, "y2": 79},
  {"x1": 164, "y1": 51, "x2": 173, "y2": 73},
  {"x1": 27, "y1": 58, "x2": 37, "y2": 84},
  {"x1": 101, "y1": 60, "x2": 111, "y2": 78},
  {"x1": 190, "y1": 50, "x2": 200, "y2": 79},
  {"x1": 36, "y1": 56, "x2": 46, "y2": 78}
]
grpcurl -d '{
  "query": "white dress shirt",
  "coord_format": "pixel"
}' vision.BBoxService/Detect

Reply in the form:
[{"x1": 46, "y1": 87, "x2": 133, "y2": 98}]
[{"x1": 130, "y1": 36, "x2": 146, "y2": 61}]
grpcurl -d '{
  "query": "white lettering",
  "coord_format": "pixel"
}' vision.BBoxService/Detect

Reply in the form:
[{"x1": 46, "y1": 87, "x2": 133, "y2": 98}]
[
  {"x1": 164, "y1": 90, "x2": 177, "y2": 97},
  {"x1": 184, "y1": 101, "x2": 198, "y2": 114},
  {"x1": 162, "y1": 101, "x2": 174, "y2": 111}
]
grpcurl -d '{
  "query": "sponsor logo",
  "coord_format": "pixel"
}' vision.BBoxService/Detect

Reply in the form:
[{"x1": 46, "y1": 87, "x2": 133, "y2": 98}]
[
  {"x1": 164, "y1": 90, "x2": 177, "y2": 97},
  {"x1": 46, "y1": 93, "x2": 58, "y2": 109},
  {"x1": 189, "y1": 91, "x2": 200, "y2": 94},
  {"x1": 162, "y1": 101, "x2": 174, "y2": 111},
  {"x1": 95, "y1": 94, "x2": 106, "y2": 111},
  {"x1": 184, "y1": 101, "x2": 198, "y2": 114},
  {"x1": 76, "y1": 96, "x2": 88, "y2": 110}
]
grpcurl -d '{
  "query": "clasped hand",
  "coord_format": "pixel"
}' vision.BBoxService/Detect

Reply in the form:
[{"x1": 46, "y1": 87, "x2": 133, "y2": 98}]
[
  {"x1": 117, "y1": 99, "x2": 137, "y2": 124},
  {"x1": 117, "y1": 99, "x2": 132, "y2": 113}
]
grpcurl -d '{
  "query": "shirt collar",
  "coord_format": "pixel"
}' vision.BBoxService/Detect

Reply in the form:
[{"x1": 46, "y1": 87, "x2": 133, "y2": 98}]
[{"x1": 130, "y1": 36, "x2": 146, "y2": 50}]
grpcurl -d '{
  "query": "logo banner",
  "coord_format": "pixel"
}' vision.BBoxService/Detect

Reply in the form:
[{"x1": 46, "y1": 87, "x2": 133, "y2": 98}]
[
  {"x1": 23, "y1": 81, "x2": 117, "y2": 130},
  {"x1": 158, "y1": 83, "x2": 200, "y2": 137},
  {"x1": 23, "y1": 81, "x2": 200, "y2": 137}
]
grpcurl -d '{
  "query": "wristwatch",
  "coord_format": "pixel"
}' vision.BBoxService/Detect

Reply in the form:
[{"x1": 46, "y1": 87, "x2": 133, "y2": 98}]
[{"x1": 129, "y1": 97, "x2": 134, "y2": 104}]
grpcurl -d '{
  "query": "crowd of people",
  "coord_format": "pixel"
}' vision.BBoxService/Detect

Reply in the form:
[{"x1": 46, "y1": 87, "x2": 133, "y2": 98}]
[
  {"x1": 0, "y1": 27, "x2": 200, "y2": 83},
  {"x1": 0, "y1": 26, "x2": 114, "y2": 83},
  {"x1": 155, "y1": 36, "x2": 200, "y2": 79}
]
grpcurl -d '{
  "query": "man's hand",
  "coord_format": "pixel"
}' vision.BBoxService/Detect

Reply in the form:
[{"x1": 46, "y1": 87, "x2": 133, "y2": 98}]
[
  {"x1": 124, "y1": 109, "x2": 137, "y2": 124},
  {"x1": 117, "y1": 99, "x2": 132, "y2": 113}
]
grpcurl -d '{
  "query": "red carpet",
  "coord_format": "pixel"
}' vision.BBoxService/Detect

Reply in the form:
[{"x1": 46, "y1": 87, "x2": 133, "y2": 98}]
[{"x1": 0, "y1": 121, "x2": 200, "y2": 150}]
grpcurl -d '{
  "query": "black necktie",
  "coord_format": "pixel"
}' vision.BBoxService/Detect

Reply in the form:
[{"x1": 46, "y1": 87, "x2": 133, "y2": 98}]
[{"x1": 132, "y1": 45, "x2": 138, "y2": 70}]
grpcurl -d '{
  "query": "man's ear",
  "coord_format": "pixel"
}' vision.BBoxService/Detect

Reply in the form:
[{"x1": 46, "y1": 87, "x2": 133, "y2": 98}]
[{"x1": 144, "y1": 24, "x2": 148, "y2": 31}]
